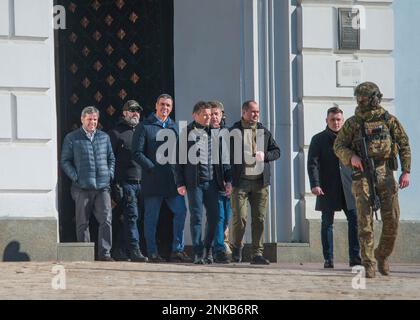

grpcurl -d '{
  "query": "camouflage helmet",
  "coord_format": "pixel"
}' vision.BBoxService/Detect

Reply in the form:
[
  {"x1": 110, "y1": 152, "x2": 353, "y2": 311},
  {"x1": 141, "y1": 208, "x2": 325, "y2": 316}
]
[
  {"x1": 354, "y1": 82, "x2": 383, "y2": 106},
  {"x1": 354, "y1": 82, "x2": 382, "y2": 98}
]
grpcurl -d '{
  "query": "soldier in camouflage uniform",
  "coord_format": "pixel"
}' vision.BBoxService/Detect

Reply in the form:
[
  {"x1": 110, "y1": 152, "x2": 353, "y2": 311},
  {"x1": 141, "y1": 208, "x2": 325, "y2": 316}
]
[{"x1": 334, "y1": 82, "x2": 411, "y2": 278}]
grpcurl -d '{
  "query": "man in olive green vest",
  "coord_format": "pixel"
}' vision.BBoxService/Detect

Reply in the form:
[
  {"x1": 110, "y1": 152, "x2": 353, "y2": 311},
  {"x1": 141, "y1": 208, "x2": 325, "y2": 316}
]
[{"x1": 230, "y1": 100, "x2": 280, "y2": 265}]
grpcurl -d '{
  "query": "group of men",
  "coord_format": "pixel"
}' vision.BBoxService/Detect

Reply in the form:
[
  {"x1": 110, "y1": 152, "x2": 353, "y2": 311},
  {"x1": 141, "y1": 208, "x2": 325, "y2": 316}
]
[
  {"x1": 61, "y1": 81, "x2": 411, "y2": 278},
  {"x1": 61, "y1": 94, "x2": 280, "y2": 265}
]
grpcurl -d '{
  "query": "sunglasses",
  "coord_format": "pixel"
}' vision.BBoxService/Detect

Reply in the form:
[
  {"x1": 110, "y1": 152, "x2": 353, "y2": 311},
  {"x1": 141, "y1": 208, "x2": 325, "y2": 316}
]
[{"x1": 128, "y1": 108, "x2": 141, "y2": 113}]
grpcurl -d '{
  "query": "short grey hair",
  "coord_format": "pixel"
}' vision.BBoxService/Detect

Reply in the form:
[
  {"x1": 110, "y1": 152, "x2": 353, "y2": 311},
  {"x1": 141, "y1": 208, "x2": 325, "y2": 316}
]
[
  {"x1": 208, "y1": 100, "x2": 224, "y2": 112},
  {"x1": 156, "y1": 94, "x2": 173, "y2": 103},
  {"x1": 81, "y1": 106, "x2": 100, "y2": 118}
]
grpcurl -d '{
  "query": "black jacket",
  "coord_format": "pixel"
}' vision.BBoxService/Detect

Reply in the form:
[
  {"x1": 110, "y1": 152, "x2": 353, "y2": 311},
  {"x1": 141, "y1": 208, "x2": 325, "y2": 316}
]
[
  {"x1": 307, "y1": 127, "x2": 355, "y2": 212},
  {"x1": 230, "y1": 121, "x2": 280, "y2": 187},
  {"x1": 173, "y1": 122, "x2": 232, "y2": 191},
  {"x1": 132, "y1": 113, "x2": 179, "y2": 197},
  {"x1": 108, "y1": 119, "x2": 142, "y2": 183}
]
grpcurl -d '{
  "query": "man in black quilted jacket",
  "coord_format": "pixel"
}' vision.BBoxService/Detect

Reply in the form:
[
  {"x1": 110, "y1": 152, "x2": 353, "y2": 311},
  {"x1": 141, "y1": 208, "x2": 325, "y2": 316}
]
[
  {"x1": 109, "y1": 100, "x2": 148, "y2": 263},
  {"x1": 61, "y1": 106, "x2": 115, "y2": 261}
]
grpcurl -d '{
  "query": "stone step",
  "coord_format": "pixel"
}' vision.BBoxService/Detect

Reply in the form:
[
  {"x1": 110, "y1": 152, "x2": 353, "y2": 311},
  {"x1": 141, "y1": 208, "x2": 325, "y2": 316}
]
[{"x1": 57, "y1": 242, "x2": 95, "y2": 262}]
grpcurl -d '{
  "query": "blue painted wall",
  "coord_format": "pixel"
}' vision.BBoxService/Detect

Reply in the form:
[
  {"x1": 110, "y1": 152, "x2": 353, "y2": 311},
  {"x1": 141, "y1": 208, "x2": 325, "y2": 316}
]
[{"x1": 394, "y1": 0, "x2": 420, "y2": 219}]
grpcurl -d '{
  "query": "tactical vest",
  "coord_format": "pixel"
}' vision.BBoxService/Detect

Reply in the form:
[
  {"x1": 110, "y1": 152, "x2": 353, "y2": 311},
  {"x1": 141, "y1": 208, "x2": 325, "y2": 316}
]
[{"x1": 355, "y1": 111, "x2": 395, "y2": 161}]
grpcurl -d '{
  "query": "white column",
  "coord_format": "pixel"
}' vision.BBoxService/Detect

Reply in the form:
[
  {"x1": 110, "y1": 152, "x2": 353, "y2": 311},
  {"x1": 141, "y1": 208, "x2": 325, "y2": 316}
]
[
  {"x1": 240, "y1": 0, "x2": 298, "y2": 242},
  {"x1": 0, "y1": 0, "x2": 58, "y2": 220}
]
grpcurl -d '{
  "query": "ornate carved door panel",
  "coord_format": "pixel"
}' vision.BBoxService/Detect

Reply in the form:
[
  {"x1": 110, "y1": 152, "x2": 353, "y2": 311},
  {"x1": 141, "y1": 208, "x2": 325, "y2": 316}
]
[
  {"x1": 57, "y1": 0, "x2": 174, "y2": 132},
  {"x1": 56, "y1": 0, "x2": 174, "y2": 244}
]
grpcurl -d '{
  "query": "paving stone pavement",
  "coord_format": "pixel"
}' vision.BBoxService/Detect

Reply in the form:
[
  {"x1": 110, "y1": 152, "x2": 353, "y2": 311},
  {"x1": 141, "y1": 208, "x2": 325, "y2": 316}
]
[{"x1": 0, "y1": 261, "x2": 419, "y2": 300}]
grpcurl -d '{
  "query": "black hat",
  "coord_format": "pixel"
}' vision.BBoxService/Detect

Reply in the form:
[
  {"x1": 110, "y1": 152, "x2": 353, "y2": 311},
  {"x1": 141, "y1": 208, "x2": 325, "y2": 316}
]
[{"x1": 123, "y1": 100, "x2": 143, "y2": 112}]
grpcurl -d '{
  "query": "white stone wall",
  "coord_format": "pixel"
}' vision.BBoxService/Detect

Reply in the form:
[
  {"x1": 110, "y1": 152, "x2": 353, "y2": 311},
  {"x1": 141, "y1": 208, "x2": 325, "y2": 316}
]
[
  {"x1": 0, "y1": 0, "x2": 57, "y2": 218},
  {"x1": 297, "y1": 0, "x2": 395, "y2": 219},
  {"x1": 174, "y1": 0, "x2": 243, "y2": 125},
  {"x1": 394, "y1": 0, "x2": 420, "y2": 220}
]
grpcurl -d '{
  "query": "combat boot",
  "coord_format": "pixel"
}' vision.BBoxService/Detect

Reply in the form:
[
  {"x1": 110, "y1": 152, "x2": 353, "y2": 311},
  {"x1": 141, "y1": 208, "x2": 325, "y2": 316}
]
[
  {"x1": 364, "y1": 265, "x2": 376, "y2": 279},
  {"x1": 374, "y1": 249, "x2": 390, "y2": 276}
]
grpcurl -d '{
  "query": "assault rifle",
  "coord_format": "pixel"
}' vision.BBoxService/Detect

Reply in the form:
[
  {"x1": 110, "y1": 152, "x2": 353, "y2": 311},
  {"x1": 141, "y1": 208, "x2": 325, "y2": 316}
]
[{"x1": 354, "y1": 126, "x2": 381, "y2": 220}]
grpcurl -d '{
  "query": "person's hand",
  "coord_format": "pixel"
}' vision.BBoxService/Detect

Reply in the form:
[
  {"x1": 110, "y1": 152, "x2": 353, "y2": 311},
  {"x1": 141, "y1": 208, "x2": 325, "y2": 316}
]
[
  {"x1": 225, "y1": 182, "x2": 232, "y2": 197},
  {"x1": 111, "y1": 199, "x2": 117, "y2": 209},
  {"x1": 399, "y1": 172, "x2": 410, "y2": 189},
  {"x1": 351, "y1": 154, "x2": 364, "y2": 172},
  {"x1": 177, "y1": 186, "x2": 187, "y2": 196},
  {"x1": 255, "y1": 151, "x2": 265, "y2": 162},
  {"x1": 311, "y1": 187, "x2": 325, "y2": 196}
]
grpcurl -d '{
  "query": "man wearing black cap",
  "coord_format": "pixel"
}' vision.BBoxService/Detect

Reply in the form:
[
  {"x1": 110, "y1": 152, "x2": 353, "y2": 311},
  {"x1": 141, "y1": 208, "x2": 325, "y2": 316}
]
[{"x1": 109, "y1": 100, "x2": 148, "y2": 262}]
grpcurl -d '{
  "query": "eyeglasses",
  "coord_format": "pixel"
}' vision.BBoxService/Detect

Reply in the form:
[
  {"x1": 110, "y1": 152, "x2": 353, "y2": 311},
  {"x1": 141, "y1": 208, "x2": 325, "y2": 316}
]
[{"x1": 128, "y1": 108, "x2": 140, "y2": 113}]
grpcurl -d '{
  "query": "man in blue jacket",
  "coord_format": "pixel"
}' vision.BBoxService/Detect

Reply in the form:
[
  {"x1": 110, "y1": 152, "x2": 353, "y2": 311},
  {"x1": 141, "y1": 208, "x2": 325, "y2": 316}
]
[
  {"x1": 132, "y1": 94, "x2": 190, "y2": 263},
  {"x1": 61, "y1": 106, "x2": 115, "y2": 261}
]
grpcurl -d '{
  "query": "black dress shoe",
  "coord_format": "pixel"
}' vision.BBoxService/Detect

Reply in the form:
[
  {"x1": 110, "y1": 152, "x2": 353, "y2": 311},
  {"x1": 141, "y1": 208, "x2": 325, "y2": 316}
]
[
  {"x1": 349, "y1": 256, "x2": 362, "y2": 267},
  {"x1": 170, "y1": 251, "x2": 192, "y2": 263},
  {"x1": 324, "y1": 260, "x2": 334, "y2": 268},
  {"x1": 112, "y1": 248, "x2": 130, "y2": 261},
  {"x1": 214, "y1": 252, "x2": 230, "y2": 264},
  {"x1": 250, "y1": 255, "x2": 270, "y2": 265},
  {"x1": 98, "y1": 256, "x2": 115, "y2": 262}
]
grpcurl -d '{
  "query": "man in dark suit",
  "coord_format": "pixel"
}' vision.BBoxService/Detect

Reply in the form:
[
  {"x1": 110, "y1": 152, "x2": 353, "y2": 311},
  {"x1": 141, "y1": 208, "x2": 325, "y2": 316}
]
[{"x1": 307, "y1": 106, "x2": 361, "y2": 268}]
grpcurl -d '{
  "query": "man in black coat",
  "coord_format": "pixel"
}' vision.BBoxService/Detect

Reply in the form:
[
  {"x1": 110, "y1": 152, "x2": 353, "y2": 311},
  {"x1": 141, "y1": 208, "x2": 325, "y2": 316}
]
[
  {"x1": 109, "y1": 100, "x2": 148, "y2": 262},
  {"x1": 307, "y1": 106, "x2": 361, "y2": 268}
]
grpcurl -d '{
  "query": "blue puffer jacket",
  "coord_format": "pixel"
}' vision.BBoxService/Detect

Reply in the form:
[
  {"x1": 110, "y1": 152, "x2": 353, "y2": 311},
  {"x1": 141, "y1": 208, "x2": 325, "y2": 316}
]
[
  {"x1": 132, "y1": 113, "x2": 179, "y2": 197},
  {"x1": 61, "y1": 128, "x2": 115, "y2": 190}
]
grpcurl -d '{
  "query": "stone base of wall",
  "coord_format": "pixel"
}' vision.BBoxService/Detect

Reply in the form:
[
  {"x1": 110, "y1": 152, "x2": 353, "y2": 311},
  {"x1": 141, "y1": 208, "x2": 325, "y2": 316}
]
[
  {"x1": 0, "y1": 218, "x2": 58, "y2": 261},
  {"x1": 0, "y1": 218, "x2": 96, "y2": 262},
  {"x1": 2, "y1": 218, "x2": 419, "y2": 263}
]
